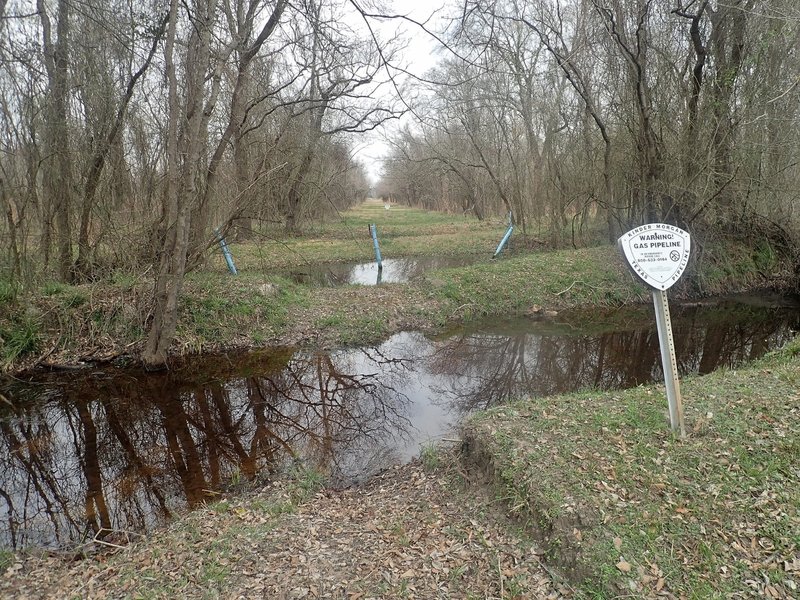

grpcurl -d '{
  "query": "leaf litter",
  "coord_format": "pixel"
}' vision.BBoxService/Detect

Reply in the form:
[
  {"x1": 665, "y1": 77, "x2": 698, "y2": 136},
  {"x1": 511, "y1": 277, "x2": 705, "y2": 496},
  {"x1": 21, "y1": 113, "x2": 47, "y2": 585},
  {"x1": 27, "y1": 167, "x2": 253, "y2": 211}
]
[
  {"x1": 1, "y1": 454, "x2": 570, "y2": 599},
  {"x1": 463, "y1": 340, "x2": 800, "y2": 598}
]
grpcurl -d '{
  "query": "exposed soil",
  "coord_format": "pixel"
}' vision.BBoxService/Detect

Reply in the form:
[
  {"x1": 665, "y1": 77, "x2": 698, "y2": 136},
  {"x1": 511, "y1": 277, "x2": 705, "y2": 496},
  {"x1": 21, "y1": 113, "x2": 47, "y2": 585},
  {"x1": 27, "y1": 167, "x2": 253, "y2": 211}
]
[{"x1": 2, "y1": 456, "x2": 572, "y2": 599}]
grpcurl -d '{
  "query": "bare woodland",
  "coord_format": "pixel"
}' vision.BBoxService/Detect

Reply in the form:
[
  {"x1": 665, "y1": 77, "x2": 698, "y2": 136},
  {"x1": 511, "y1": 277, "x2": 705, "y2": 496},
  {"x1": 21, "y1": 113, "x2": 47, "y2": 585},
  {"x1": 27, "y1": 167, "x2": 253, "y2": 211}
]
[
  {"x1": 379, "y1": 0, "x2": 800, "y2": 250},
  {"x1": 1, "y1": 0, "x2": 799, "y2": 366},
  {"x1": 1, "y1": 0, "x2": 402, "y2": 365}
]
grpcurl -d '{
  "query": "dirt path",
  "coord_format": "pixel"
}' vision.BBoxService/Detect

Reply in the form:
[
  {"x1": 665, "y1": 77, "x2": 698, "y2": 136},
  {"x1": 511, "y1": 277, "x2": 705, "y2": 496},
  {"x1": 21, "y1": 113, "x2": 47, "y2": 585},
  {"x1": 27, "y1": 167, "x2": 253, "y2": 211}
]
[{"x1": 2, "y1": 458, "x2": 571, "y2": 599}]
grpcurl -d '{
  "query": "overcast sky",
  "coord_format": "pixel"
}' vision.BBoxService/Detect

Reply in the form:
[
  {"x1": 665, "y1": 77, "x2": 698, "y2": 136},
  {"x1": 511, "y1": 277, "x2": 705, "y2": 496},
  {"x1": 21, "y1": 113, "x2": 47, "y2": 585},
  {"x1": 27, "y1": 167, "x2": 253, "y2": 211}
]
[{"x1": 352, "y1": 0, "x2": 449, "y2": 185}]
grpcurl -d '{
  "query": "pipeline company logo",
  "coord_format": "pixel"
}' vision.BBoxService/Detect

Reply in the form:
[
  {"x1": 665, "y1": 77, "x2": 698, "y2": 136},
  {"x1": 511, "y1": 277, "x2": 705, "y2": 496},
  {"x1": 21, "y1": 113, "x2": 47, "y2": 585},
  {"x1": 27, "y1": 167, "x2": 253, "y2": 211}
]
[{"x1": 617, "y1": 223, "x2": 691, "y2": 291}]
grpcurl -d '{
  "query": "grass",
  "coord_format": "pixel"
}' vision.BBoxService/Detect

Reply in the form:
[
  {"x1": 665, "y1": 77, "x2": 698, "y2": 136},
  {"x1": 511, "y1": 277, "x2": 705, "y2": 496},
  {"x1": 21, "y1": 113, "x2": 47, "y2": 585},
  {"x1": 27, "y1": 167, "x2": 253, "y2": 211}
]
[
  {"x1": 419, "y1": 443, "x2": 441, "y2": 472},
  {"x1": 177, "y1": 273, "x2": 309, "y2": 348},
  {"x1": 39, "y1": 281, "x2": 89, "y2": 309},
  {"x1": 219, "y1": 202, "x2": 507, "y2": 273},
  {"x1": 1, "y1": 201, "x2": 792, "y2": 372},
  {"x1": 464, "y1": 338, "x2": 800, "y2": 597},
  {"x1": 427, "y1": 245, "x2": 648, "y2": 318},
  {"x1": 0, "y1": 279, "x2": 17, "y2": 304},
  {"x1": 0, "y1": 550, "x2": 11, "y2": 574},
  {"x1": 0, "y1": 316, "x2": 41, "y2": 366},
  {"x1": 692, "y1": 236, "x2": 788, "y2": 296}
]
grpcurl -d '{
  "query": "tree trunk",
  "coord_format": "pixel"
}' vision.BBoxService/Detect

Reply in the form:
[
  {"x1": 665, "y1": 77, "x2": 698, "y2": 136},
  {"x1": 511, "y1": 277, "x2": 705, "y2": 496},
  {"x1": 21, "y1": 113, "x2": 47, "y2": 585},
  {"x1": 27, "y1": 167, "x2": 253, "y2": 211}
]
[
  {"x1": 38, "y1": 0, "x2": 74, "y2": 282},
  {"x1": 142, "y1": 0, "x2": 185, "y2": 368},
  {"x1": 0, "y1": 178, "x2": 21, "y2": 281},
  {"x1": 708, "y1": 1, "x2": 748, "y2": 213},
  {"x1": 74, "y1": 16, "x2": 165, "y2": 280}
]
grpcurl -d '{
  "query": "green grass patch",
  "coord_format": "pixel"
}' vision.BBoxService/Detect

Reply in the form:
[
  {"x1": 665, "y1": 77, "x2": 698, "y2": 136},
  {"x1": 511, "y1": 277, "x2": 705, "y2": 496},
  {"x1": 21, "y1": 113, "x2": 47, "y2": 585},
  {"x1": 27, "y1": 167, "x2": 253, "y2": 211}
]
[
  {"x1": 179, "y1": 273, "x2": 309, "y2": 345},
  {"x1": 464, "y1": 339, "x2": 800, "y2": 597},
  {"x1": 41, "y1": 281, "x2": 68, "y2": 296},
  {"x1": 0, "y1": 550, "x2": 12, "y2": 574},
  {"x1": 427, "y1": 246, "x2": 649, "y2": 319},
  {"x1": 287, "y1": 465, "x2": 325, "y2": 503},
  {"x1": 109, "y1": 270, "x2": 139, "y2": 290},
  {"x1": 419, "y1": 443, "x2": 441, "y2": 472},
  {"x1": 0, "y1": 279, "x2": 17, "y2": 305},
  {"x1": 40, "y1": 281, "x2": 89, "y2": 308},
  {"x1": 0, "y1": 316, "x2": 41, "y2": 365},
  {"x1": 334, "y1": 312, "x2": 390, "y2": 346}
]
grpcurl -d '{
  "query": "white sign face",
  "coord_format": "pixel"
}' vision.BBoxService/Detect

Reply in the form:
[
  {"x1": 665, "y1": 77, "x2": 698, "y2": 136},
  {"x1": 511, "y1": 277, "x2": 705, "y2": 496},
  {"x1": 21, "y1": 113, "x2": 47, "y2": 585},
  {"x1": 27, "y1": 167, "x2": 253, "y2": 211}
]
[{"x1": 618, "y1": 223, "x2": 691, "y2": 291}]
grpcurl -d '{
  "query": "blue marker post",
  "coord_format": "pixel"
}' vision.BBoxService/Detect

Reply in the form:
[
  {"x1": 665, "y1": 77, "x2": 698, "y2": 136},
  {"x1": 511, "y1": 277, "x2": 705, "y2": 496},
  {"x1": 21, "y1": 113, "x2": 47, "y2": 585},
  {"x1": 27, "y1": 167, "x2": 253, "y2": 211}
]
[
  {"x1": 369, "y1": 224, "x2": 383, "y2": 273},
  {"x1": 215, "y1": 228, "x2": 238, "y2": 275},
  {"x1": 493, "y1": 211, "x2": 514, "y2": 258}
]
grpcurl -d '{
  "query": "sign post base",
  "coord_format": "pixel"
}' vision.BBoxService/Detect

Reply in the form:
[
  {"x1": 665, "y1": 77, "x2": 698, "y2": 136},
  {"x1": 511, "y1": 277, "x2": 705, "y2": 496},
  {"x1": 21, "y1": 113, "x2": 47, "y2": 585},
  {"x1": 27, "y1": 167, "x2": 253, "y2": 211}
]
[{"x1": 652, "y1": 289, "x2": 686, "y2": 437}]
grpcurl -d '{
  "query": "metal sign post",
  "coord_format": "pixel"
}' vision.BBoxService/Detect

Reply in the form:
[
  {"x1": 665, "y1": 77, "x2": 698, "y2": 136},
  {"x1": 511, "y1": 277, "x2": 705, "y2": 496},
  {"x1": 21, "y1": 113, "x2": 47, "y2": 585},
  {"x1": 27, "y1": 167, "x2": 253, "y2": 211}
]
[
  {"x1": 618, "y1": 223, "x2": 690, "y2": 438},
  {"x1": 653, "y1": 289, "x2": 686, "y2": 436}
]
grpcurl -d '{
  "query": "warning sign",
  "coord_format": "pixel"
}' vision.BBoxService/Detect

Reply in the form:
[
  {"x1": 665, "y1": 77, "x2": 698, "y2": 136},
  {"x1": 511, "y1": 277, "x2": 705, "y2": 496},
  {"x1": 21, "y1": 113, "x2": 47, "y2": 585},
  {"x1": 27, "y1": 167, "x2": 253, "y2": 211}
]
[{"x1": 617, "y1": 223, "x2": 690, "y2": 291}]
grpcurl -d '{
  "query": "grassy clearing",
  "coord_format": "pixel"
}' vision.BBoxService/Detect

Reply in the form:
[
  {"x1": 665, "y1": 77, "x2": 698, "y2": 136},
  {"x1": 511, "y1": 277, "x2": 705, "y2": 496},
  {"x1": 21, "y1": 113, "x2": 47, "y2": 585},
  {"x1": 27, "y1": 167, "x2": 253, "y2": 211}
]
[
  {"x1": 224, "y1": 202, "x2": 507, "y2": 273},
  {"x1": 1, "y1": 202, "x2": 792, "y2": 372},
  {"x1": 426, "y1": 245, "x2": 650, "y2": 320},
  {"x1": 463, "y1": 339, "x2": 800, "y2": 598},
  {"x1": 310, "y1": 200, "x2": 496, "y2": 239}
]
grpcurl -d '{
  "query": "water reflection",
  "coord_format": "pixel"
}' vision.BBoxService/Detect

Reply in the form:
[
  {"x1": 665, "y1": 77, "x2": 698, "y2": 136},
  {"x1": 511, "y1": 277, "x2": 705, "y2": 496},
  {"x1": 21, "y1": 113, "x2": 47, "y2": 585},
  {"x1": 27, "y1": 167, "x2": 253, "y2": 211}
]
[
  {"x1": 0, "y1": 349, "x2": 412, "y2": 550},
  {"x1": 0, "y1": 296, "x2": 797, "y2": 550},
  {"x1": 428, "y1": 300, "x2": 798, "y2": 414},
  {"x1": 288, "y1": 255, "x2": 484, "y2": 286}
]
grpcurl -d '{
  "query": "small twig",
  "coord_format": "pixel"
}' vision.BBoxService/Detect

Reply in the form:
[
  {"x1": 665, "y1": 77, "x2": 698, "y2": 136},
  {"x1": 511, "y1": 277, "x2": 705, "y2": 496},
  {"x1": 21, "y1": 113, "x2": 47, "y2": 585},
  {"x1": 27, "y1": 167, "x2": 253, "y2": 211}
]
[
  {"x1": 30, "y1": 338, "x2": 60, "y2": 369},
  {"x1": 555, "y1": 280, "x2": 580, "y2": 296},
  {"x1": 555, "y1": 280, "x2": 604, "y2": 296},
  {"x1": 90, "y1": 538, "x2": 127, "y2": 550},
  {"x1": 498, "y1": 554, "x2": 504, "y2": 597},
  {"x1": 451, "y1": 303, "x2": 478, "y2": 317}
]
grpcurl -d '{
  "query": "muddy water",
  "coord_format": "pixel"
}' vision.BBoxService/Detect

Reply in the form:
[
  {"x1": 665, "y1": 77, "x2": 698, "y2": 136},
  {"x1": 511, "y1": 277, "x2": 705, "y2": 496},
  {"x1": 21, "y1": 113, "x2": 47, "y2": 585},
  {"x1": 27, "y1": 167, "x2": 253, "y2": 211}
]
[
  {"x1": 1, "y1": 295, "x2": 797, "y2": 550},
  {"x1": 286, "y1": 255, "x2": 485, "y2": 286}
]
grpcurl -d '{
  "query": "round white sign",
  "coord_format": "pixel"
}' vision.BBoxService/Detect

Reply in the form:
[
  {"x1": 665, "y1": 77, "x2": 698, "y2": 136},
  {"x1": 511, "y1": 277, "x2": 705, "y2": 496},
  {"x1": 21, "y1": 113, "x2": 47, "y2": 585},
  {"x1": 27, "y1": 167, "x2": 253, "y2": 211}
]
[{"x1": 617, "y1": 223, "x2": 691, "y2": 291}]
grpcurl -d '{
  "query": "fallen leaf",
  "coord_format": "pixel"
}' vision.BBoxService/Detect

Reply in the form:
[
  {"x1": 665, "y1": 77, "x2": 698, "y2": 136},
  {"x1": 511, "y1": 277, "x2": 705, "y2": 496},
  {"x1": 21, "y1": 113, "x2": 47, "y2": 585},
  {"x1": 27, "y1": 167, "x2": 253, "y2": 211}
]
[{"x1": 616, "y1": 561, "x2": 632, "y2": 573}]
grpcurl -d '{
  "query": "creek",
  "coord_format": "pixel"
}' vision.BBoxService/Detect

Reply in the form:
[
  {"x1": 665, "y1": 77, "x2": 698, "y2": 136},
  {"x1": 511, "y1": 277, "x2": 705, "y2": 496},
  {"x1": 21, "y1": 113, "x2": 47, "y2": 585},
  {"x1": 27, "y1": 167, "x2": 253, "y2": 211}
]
[
  {"x1": 285, "y1": 255, "x2": 486, "y2": 286},
  {"x1": 0, "y1": 294, "x2": 797, "y2": 550}
]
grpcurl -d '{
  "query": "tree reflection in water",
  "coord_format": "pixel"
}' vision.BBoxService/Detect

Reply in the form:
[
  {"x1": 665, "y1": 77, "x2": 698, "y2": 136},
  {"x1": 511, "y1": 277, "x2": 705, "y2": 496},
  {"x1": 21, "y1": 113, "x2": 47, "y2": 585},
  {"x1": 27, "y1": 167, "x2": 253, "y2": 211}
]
[
  {"x1": 0, "y1": 348, "x2": 412, "y2": 550},
  {"x1": 0, "y1": 297, "x2": 797, "y2": 551},
  {"x1": 426, "y1": 302, "x2": 799, "y2": 415}
]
